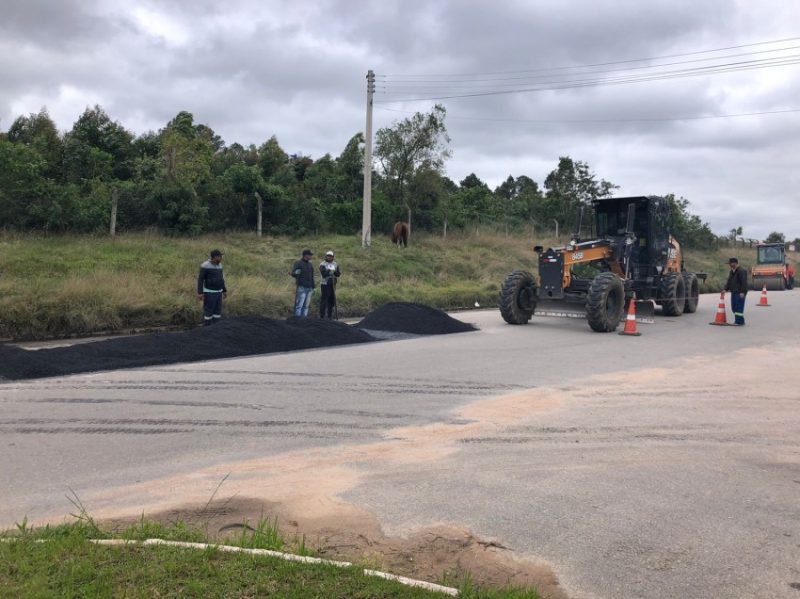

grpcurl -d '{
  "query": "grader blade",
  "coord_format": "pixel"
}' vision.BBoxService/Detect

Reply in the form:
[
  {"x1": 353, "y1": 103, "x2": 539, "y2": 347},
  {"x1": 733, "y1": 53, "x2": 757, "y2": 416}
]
[
  {"x1": 533, "y1": 299, "x2": 655, "y2": 323},
  {"x1": 533, "y1": 299, "x2": 587, "y2": 319},
  {"x1": 633, "y1": 299, "x2": 655, "y2": 323}
]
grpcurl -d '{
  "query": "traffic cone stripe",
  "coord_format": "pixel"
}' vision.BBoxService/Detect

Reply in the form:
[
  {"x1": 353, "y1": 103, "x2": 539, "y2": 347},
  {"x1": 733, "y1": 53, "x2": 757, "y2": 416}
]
[
  {"x1": 756, "y1": 285, "x2": 770, "y2": 307},
  {"x1": 709, "y1": 292, "x2": 730, "y2": 326},
  {"x1": 619, "y1": 296, "x2": 642, "y2": 336}
]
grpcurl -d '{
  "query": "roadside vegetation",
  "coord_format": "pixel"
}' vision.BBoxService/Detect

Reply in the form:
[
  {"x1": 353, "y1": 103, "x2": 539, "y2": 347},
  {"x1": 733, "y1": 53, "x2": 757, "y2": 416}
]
[
  {"x1": 0, "y1": 516, "x2": 541, "y2": 598},
  {"x1": 0, "y1": 229, "x2": 767, "y2": 340}
]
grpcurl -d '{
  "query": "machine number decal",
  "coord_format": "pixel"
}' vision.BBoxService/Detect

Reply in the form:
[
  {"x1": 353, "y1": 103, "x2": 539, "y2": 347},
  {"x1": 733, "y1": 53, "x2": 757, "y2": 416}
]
[
  {"x1": 571, "y1": 252, "x2": 584, "y2": 261},
  {"x1": 668, "y1": 248, "x2": 677, "y2": 259}
]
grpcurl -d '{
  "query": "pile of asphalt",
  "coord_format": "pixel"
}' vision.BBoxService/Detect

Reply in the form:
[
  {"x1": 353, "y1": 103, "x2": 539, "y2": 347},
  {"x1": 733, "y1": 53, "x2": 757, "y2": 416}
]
[
  {"x1": 0, "y1": 303, "x2": 476, "y2": 381},
  {"x1": 0, "y1": 316, "x2": 373, "y2": 381},
  {"x1": 355, "y1": 302, "x2": 476, "y2": 335}
]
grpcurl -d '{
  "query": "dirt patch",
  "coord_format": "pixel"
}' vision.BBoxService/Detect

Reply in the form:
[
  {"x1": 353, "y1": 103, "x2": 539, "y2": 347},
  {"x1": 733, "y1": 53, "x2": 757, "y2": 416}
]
[
  {"x1": 0, "y1": 303, "x2": 477, "y2": 381},
  {"x1": 105, "y1": 495, "x2": 567, "y2": 598}
]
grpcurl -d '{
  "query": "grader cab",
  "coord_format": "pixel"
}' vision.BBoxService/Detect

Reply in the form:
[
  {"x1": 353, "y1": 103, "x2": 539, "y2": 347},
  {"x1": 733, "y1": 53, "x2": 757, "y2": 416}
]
[{"x1": 500, "y1": 196, "x2": 704, "y2": 332}]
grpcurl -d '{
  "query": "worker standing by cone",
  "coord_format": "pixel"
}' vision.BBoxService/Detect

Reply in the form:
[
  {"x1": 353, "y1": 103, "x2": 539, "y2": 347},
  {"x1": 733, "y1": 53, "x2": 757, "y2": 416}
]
[
  {"x1": 724, "y1": 257, "x2": 748, "y2": 326},
  {"x1": 318, "y1": 250, "x2": 341, "y2": 319}
]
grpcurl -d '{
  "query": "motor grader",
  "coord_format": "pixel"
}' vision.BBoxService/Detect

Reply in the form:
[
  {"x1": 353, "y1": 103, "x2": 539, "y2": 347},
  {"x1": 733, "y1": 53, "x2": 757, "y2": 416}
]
[
  {"x1": 750, "y1": 243, "x2": 795, "y2": 291},
  {"x1": 499, "y1": 195, "x2": 704, "y2": 332}
]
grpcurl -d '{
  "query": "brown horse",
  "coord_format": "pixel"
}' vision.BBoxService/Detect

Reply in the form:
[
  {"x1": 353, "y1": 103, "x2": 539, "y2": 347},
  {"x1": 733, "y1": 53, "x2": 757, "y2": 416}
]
[{"x1": 391, "y1": 221, "x2": 409, "y2": 247}]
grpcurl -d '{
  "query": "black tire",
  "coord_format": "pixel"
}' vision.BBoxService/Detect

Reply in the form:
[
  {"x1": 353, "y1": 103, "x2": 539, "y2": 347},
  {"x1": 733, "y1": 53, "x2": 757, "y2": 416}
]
[
  {"x1": 682, "y1": 272, "x2": 699, "y2": 313},
  {"x1": 499, "y1": 270, "x2": 537, "y2": 324},
  {"x1": 779, "y1": 277, "x2": 786, "y2": 291},
  {"x1": 586, "y1": 272, "x2": 625, "y2": 332},
  {"x1": 659, "y1": 272, "x2": 685, "y2": 316}
]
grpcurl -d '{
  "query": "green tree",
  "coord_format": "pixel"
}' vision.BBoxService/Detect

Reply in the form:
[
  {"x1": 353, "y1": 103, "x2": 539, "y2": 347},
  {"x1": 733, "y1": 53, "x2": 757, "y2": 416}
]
[
  {"x1": 493, "y1": 174, "x2": 544, "y2": 232},
  {"x1": 153, "y1": 111, "x2": 215, "y2": 234},
  {"x1": 6, "y1": 108, "x2": 63, "y2": 180},
  {"x1": 457, "y1": 173, "x2": 493, "y2": 226},
  {"x1": 436, "y1": 176, "x2": 460, "y2": 237},
  {"x1": 63, "y1": 105, "x2": 134, "y2": 183},
  {"x1": 662, "y1": 194, "x2": 717, "y2": 249},
  {"x1": 258, "y1": 135, "x2": 289, "y2": 181},
  {"x1": 764, "y1": 231, "x2": 785, "y2": 243},
  {"x1": 374, "y1": 104, "x2": 451, "y2": 231},
  {"x1": 543, "y1": 157, "x2": 617, "y2": 235}
]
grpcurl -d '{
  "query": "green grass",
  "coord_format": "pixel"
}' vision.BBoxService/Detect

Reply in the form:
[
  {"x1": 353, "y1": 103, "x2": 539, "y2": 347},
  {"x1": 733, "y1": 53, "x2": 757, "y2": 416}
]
[
  {"x1": 0, "y1": 229, "x2": 765, "y2": 339},
  {"x1": 0, "y1": 518, "x2": 542, "y2": 598}
]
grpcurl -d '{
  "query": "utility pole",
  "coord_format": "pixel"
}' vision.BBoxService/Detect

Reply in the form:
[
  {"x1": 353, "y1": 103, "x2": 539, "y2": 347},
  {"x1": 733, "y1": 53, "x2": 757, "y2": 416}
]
[
  {"x1": 109, "y1": 187, "x2": 118, "y2": 237},
  {"x1": 361, "y1": 69, "x2": 375, "y2": 248},
  {"x1": 254, "y1": 191, "x2": 263, "y2": 237}
]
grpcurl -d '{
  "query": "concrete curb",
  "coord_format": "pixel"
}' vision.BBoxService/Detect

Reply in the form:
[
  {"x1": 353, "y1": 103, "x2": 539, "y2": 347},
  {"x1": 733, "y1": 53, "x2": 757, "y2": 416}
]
[{"x1": 90, "y1": 538, "x2": 459, "y2": 596}]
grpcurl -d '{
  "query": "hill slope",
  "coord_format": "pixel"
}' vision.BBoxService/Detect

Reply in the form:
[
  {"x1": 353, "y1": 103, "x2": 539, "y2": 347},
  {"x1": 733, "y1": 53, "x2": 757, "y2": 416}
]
[{"x1": 0, "y1": 231, "x2": 767, "y2": 340}]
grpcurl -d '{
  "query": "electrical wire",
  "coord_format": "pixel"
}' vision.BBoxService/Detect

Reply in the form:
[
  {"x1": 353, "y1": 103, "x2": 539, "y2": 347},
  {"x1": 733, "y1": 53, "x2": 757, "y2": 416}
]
[
  {"x1": 378, "y1": 107, "x2": 800, "y2": 124},
  {"x1": 374, "y1": 38, "x2": 800, "y2": 103}
]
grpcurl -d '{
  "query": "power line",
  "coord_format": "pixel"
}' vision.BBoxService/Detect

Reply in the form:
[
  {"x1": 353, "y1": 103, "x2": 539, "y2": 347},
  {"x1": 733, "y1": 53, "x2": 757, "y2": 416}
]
[
  {"x1": 375, "y1": 56, "x2": 800, "y2": 102},
  {"x1": 381, "y1": 36, "x2": 800, "y2": 78},
  {"x1": 375, "y1": 37, "x2": 800, "y2": 103},
  {"x1": 380, "y1": 45, "x2": 800, "y2": 87},
  {"x1": 379, "y1": 106, "x2": 800, "y2": 124}
]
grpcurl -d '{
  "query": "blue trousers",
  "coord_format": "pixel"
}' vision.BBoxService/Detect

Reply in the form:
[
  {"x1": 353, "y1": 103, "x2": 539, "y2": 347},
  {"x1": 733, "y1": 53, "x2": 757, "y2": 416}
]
[
  {"x1": 731, "y1": 293, "x2": 746, "y2": 325},
  {"x1": 294, "y1": 286, "x2": 314, "y2": 317}
]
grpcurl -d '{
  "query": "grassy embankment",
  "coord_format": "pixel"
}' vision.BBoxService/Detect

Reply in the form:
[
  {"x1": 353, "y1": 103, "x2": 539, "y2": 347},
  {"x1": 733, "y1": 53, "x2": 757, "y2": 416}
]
[
  {"x1": 0, "y1": 230, "x2": 755, "y2": 340},
  {"x1": 0, "y1": 518, "x2": 540, "y2": 598}
]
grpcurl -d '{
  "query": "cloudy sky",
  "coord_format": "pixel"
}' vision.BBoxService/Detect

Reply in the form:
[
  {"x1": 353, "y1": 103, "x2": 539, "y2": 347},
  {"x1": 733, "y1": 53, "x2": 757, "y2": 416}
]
[{"x1": 2, "y1": 0, "x2": 798, "y2": 239}]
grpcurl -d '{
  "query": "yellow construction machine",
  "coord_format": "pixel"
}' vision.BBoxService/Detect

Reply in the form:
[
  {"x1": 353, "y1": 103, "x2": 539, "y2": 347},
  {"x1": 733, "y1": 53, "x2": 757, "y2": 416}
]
[{"x1": 500, "y1": 196, "x2": 705, "y2": 332}]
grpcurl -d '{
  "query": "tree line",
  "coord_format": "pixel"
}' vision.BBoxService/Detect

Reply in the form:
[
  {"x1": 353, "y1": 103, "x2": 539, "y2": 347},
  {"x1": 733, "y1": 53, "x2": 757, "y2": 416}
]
[{"x1": 0, "y1": 104, "x2": 721, "y2": 247}]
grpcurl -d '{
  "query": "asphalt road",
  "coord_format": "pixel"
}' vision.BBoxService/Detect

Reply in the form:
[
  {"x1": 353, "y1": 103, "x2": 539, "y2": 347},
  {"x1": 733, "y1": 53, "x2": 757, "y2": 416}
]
[{"x1": 2, "y1": 292, "x2": 799, "y2": 598}]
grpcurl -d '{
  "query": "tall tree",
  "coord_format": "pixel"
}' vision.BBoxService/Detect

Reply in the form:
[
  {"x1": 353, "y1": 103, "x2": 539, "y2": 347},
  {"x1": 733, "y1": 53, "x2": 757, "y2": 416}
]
[
  {"x1": 764, "y1": 231, "x2": 785, "y2": 243},
  {"x1": 374, "y1": 104, "x2": 451, "y2": 231},
  {"x1": 154, "y1": 111, "x2": 214, "y2": 234},
  {"x1": 457, "y1": 173, "x2": 493, "y2": 225},
  {"x1": 258, "y1": 135, "x2": 289, "y2": 180},
  {"x1": 63, "y1": 105, "x2": 134, "y2": 183},
  {"x1": 495, "y1": 175, "x2": 543, "y2": 229},
  {"x1": 662, "y1": 194, "x2": 717, "y2": 248},
  {"x1": 543, "y1": 157, "x2": 617, "y2": 235},
  {"x1": 6, "y1": 108, "x2": 63, "y2": 180}
]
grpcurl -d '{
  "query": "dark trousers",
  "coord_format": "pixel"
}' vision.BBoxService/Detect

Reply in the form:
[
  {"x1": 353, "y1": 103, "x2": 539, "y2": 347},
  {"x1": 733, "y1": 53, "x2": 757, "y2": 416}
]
[
  {"x1": 203, "y1": 292, "x2": 223, "y2": 325},
  {"x1": 731, "y1": 292, "x2": 746, "y2": 325},
  {"x1": 319, "y1": 283, "x2": 336, "y2": 318}
]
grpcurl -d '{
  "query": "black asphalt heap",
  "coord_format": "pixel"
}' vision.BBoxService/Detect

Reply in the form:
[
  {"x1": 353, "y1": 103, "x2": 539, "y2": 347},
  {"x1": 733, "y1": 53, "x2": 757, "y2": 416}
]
[
  {"x1": 0, "y1": 303, "x2": 476, "y2": 381},
  {"x1": 355, "y1": 302, "x2": 476, "y2": 335}
]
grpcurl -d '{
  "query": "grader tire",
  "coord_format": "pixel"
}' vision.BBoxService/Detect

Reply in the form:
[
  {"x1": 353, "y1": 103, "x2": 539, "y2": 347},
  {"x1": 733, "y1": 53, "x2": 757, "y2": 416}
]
[
  {"x1": 683, "y1": 272, "x2": 699, "y2": 313},
  {"x1": 500, "y1": 270, "x2": 537, "y2": 324},
  {"x1": 586, "y1": 272, "x2": 625, "y2": 332},
  {"x1": 659, "y1": 272, "x2": 685, "y2": 316}
]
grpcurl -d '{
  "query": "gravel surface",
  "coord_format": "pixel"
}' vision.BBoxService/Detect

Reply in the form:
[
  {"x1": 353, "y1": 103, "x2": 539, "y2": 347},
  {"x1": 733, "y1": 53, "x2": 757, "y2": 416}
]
[{"x1": 0, "y1": 303, "x2": 476, "y2": 380}]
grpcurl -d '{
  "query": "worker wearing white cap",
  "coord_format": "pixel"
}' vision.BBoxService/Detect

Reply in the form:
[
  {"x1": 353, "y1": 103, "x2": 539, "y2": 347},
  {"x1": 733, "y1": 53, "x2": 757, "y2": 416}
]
[{"x1": 318, "y1": 250, "x2": 341, "y2": 318}]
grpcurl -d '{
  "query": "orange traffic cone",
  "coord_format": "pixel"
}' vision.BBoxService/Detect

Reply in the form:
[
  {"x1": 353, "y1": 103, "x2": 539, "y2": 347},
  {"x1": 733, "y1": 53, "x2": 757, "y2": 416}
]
[
  {"x1": 619, "y1": 296, "x2": 642, "y2": 336},
  {"x1": 709, "y1": 292, "x2": 730, "y2": 326},
  {"x1": 756, "y1": 285, "x2": 770, "y2": 307}
]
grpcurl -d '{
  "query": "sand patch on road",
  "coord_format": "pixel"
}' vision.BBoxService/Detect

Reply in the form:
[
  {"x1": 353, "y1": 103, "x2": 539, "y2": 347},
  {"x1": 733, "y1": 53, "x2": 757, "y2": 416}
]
[{"x1": 83, "y1": 343, "x2": 800, "y2": 597}]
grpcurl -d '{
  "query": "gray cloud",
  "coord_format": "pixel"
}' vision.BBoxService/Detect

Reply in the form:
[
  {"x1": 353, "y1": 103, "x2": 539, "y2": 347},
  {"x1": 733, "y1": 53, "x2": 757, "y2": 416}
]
[{"x1": 1, "y1": 0, "x2": 798, "y2": 239}]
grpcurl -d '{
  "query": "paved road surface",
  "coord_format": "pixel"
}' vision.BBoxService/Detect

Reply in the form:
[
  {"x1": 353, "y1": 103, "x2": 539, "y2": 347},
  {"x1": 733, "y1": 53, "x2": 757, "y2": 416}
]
[{"x1": 2, "y1": 292, "x2": 799, "y2": 598}]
